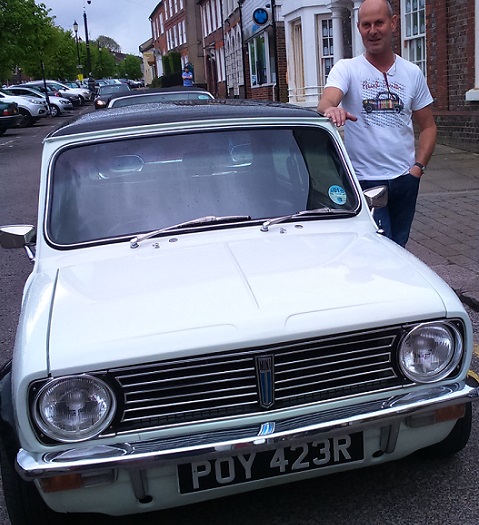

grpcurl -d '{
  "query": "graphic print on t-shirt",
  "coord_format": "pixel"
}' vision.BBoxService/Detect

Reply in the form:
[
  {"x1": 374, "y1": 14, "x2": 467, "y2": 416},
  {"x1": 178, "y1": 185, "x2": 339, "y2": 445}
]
[{"x1": 361, "y1": 75, "x2": 405, "y2": 128}]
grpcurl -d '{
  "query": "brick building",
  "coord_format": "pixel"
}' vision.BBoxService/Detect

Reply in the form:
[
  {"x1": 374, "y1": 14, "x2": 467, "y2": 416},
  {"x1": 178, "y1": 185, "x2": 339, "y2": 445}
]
[
  {"x1": 420, "y1": 0, "x2": 479, "y2": 152},
  {"x1": 149, "y1": 0, "x2": 205, "y2": 86},
  {"x1": 144, "y1": 0, "x2": 479, "y2": 151}
]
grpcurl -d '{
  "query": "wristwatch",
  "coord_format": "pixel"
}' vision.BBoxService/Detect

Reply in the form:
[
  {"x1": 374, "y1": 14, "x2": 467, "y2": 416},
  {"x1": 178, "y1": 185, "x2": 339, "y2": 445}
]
[{"x1": 414, "y1": 162, "x2": 426, "y2": 175}]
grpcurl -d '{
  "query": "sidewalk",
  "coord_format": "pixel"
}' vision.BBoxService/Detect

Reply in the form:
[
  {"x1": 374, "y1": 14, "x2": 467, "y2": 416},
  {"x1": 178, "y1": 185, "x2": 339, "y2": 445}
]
[{"x1": 407, "y1": 144, "x2": 479, "y2": 310}]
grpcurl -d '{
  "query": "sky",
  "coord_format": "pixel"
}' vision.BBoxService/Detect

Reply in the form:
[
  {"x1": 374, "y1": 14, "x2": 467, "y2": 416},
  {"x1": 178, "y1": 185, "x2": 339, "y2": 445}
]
[{"x1": 36, "y1": 0, "x2": 155, "y2": 56}]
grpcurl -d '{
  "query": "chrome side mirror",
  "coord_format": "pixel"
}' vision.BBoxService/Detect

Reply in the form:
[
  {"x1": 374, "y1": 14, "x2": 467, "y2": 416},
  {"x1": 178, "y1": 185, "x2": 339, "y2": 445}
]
[
  {"x1": 0, "y1": 225, "x2": 36, "y2": 262},
  {"x1": 363, "y1": 185, "x2": 388, "y2": 209}
]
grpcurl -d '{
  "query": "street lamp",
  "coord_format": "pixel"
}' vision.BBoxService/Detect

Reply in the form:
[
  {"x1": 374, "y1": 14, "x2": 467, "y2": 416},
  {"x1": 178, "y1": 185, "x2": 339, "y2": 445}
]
[
  {"x1": 73, "y1": 20, "x2": 81, "y2": 71},
  {"x1": 98, "y1": 46, "x2": 102, "y2": 78},
  {"x1": 83, "y1": 6, "x2": 92, "y2": 76}
]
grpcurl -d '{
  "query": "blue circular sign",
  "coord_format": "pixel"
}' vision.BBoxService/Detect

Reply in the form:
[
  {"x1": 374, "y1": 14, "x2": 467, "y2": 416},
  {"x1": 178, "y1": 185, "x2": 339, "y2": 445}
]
[{"x1": 253, "y1": 8, "x2": 269, "y2": 25}]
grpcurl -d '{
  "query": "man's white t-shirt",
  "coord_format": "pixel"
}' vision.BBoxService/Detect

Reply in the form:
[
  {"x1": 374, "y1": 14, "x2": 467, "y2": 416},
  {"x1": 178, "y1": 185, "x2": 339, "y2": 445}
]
[{"x1": 325, "y1": 54, "x2": 434, "y2": 181}]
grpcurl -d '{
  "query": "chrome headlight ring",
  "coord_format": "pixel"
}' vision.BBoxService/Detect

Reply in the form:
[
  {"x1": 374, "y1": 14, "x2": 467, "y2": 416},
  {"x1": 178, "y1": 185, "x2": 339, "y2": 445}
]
[
  {"x1": 33, "y1": 375, "x2": 116, "y2": 443},
  {"x1": 398, "y1": 321, "x2": 464, "y2": 383}
]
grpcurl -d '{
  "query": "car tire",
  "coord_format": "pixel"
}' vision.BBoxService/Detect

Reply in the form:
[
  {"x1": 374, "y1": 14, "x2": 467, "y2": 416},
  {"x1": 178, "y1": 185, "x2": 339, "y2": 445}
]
[
  {"x1": 0, "y1": 440, "x2": 64, "y2": 525},
  {"x1": 17, "y1": 109, "x2": 34, "y2": 128},
  {"x1": 49, "y1": 105, "x2": 60, "y2": 117},
  {"x1": 417, "y1": 402, "x2": 472, "y2": 459},
  {"x1": 0, "y1": 129, "x2": 6, "y2": 136}
]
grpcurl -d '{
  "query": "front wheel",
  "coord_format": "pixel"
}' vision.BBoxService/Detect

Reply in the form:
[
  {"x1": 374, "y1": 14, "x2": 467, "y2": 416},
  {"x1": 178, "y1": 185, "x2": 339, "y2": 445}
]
[
  {"x1": 0, "y1": 440, "x2": 63, "y2": 525},
  {"x1": 49, "y1": 105, "x2": 60, "y2": 117}
]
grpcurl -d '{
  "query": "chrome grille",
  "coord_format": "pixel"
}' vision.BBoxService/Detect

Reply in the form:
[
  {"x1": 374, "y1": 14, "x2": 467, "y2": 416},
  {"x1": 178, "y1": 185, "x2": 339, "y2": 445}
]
[{"x1": 109, "y1": 327, "x2": 407, "y2": 433}]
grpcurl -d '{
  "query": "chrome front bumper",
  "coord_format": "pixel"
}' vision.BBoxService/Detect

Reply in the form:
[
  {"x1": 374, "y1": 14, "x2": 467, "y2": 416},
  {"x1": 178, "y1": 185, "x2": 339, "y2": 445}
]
[{"x1": 17, "y1": 381, "x2": 479, "y2": 481}]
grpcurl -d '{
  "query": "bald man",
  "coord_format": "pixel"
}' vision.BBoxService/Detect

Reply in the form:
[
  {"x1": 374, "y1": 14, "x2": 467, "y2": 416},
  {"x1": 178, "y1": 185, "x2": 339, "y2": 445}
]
[{"x1": 318, "y1": 0, "x2": 436, "y2": 247}]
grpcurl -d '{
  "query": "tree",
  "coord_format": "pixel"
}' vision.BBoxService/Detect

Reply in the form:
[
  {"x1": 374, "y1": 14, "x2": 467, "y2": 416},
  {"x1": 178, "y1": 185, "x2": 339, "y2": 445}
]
[
  {"x1": 96, "y1": 35, "x2": 121, "y2": 54},
  {"x1": 0, "y1": 0, "x2": 51, "y2": 81},
  {"x1": 21, "y1": 26, "x2": 78, "y2": 80},
  {"x1": 117, "y1": 54, "x2": 142, "y2": 80},
  {"x1": 90, "y1": 42, "x2": 117, "y2": 79}
]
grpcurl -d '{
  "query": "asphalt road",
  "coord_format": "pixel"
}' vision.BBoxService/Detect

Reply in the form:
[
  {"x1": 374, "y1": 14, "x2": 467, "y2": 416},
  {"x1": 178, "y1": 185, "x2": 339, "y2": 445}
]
[{"x1": 0, "y1": 111, "x2": 478, "y2": 525}]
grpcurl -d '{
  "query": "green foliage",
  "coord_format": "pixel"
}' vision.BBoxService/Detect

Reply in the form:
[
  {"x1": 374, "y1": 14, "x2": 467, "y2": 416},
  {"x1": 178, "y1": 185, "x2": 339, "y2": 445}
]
[
  {"x1": 91, "y1": 43, "x2": 117, "y2": 79},
  {"x1": 0, "y1": 1, "x2": 144, "y2": 84},
  {"x1": 150, "y1": 76, "x2": 162, "y2": 88},
  {"x1": 160, "y1": 51, "x2": 182, "y2": 79},
  {"x1": 96, "y1": 35, "x2": 121, "y2": 54},
  {"x1": 169, "y1": 51, "x2": 182, "y2": 73},
  {"x1": 21, "y1": 26, "x2": 78, "y2": 80},
  {"x1": 117, "y1": 54, "x2": 142, "y2": 80},
  {"x1": 162, "y1": 55, "x2": 171, "y2": 76},
  {"x1": 0, "y1": 0, "x2": 51, "y2": 80}
]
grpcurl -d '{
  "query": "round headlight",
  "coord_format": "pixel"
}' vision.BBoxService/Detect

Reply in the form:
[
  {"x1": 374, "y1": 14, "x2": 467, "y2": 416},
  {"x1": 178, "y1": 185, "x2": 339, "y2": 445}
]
[
  {"x1": 398, "y1": 322, "x2": 463, "y2": 383},
  {"x1": 34, "y1": 376, "x2": 116, "y2": 442}
]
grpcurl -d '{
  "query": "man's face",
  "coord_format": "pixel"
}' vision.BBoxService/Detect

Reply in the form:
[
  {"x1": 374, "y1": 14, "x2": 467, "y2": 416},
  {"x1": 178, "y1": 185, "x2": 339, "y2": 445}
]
[{"x1": 357, "y1": 0, "x2": 397, "y2": 56}]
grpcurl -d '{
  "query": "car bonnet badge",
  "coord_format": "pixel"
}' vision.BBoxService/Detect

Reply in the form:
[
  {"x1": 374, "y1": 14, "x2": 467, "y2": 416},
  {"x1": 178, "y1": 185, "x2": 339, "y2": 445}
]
[{"x1": 255, "y1": 355, "x2": 275, "y2": 408}]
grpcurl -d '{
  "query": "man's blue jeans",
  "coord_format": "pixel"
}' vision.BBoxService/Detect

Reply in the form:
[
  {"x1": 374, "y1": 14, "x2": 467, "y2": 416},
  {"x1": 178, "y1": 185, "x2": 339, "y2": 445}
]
[{"x1": 360, "y1": 173, "x2": 420, "y2": 247}]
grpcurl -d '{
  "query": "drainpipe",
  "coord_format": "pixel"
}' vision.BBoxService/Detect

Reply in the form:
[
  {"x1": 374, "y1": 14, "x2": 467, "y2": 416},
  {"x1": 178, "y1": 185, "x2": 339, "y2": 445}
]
[
  {"x1": 238, "y1": 0, "x2": 248, "y2": 99},
  {"x1": 221, "y1": 0, "x2": 229, "y2": 97},
  {"x1": 270, "y1": 0, "x2": 280, "y2": 101}
]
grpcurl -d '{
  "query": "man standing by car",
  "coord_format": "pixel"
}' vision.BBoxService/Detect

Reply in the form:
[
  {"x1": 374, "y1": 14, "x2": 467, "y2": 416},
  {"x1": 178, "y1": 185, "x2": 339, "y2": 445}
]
[
  {"x1": 87, "y1": 76, "x2": 96, "y2": 95},
  {"x1": 318, "y1": 0, "x2": 437, "y2": 247},
  {"x1": 182, "y1": 66, "x2": 193, "y2": 87}
]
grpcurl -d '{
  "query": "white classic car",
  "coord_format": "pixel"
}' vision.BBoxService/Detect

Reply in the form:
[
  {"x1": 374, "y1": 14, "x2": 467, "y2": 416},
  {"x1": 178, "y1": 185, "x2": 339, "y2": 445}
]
[{"x1": 0, "y1": 100, "x2": 477, "y2": 524}]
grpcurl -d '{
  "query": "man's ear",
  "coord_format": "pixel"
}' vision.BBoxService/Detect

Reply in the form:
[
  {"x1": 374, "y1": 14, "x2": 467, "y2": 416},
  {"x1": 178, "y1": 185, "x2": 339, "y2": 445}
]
[{"x1": 391, "y1": 14, "x2": 398, "y2": 31}]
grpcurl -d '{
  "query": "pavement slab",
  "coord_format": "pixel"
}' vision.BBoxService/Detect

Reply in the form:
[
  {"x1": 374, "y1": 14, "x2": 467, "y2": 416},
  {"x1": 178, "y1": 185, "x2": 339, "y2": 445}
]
[{"x1": 408, "y1": 144, "x2": 479, "y2": 311}]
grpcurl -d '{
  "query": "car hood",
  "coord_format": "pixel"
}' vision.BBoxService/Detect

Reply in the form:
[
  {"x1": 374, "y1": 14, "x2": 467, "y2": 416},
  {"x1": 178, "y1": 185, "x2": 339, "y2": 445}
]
[{"x1": 47, "y1": 232, "x2": 452, "y2": 374}]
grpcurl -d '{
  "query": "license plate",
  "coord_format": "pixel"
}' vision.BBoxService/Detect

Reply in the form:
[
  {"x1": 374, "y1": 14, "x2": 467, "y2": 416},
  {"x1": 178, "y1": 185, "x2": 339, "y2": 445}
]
[{"x1": 178, "y1": 432, "x2": 363, "y2": 494}]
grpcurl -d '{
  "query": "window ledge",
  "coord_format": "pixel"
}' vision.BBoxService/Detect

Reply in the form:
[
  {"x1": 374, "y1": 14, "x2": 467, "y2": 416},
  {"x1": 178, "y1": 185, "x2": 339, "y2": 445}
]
[{"x1": 465, "y1": 89, "x2": 479, "y2": 102}]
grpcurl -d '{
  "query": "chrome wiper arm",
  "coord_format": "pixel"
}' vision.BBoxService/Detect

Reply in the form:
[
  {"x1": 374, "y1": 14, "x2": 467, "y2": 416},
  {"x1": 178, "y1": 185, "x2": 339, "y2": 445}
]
[
  {"x1": 260, "y1": 208, "x2": 351, "y2": 232},
  {"x1": 130, "y1": 215, "x2": 250, "y2": 249}
]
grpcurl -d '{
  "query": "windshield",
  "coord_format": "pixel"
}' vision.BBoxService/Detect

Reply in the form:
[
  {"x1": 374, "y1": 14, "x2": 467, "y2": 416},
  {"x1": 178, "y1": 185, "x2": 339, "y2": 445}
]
[
  {"x1": 47, "y1": 127, "x2": 359, "y2": 246},
  {"x1": 99, "y1": 85, "x2": 130, "y2": 96}
]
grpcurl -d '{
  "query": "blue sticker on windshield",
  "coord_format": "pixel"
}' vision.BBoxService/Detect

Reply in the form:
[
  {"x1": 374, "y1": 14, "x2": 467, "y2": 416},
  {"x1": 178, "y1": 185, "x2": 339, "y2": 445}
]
[{"x1": 328, "y1": 185, "x2": 347, "y2": 205}]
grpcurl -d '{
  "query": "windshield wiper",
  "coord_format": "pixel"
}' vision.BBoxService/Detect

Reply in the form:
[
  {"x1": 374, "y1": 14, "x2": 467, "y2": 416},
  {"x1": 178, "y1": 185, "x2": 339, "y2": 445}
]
[
  {"x1": 130, "y1": 215, "x2": 251, "y2": 248},
  {"x1": 260, "y1": 208, "x2": 354, "y2": 232}
]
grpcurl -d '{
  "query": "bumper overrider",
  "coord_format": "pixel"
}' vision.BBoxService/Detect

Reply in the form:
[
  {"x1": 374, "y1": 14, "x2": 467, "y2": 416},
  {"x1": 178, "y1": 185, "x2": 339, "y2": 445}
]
[{"x1": 17, "y1": 379, "x2": 479, "y2": 482}]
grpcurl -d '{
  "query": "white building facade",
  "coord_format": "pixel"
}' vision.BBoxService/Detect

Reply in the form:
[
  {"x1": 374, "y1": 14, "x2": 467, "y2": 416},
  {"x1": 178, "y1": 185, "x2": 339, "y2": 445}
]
[{"x1": 282, "y1": 0, "x2": 364, "y2": 107}]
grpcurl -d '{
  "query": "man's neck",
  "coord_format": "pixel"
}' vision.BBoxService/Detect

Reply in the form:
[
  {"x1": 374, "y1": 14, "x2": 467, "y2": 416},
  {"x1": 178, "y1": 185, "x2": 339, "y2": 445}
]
[{"x1": 364, "y1": 51, "x2": 396, "y2": 73}]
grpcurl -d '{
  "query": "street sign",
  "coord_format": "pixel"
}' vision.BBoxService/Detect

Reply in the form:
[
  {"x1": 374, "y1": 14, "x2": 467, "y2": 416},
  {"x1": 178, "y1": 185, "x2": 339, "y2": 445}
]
[{"x1": 252, "y1": 8, "x2": 269, "y2": 25}]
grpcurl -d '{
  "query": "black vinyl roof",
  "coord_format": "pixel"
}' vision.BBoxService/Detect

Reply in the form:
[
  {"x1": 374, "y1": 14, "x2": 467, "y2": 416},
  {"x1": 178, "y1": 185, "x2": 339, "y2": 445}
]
[{"x1": 49, "y1": 99, "x2": 322, "y2": 138}]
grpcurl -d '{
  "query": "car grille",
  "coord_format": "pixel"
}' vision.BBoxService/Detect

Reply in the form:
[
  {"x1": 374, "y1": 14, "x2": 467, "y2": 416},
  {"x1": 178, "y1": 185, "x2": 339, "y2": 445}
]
[{"x1": 107, "y1": 326, "x2": 408, "y2": 434}]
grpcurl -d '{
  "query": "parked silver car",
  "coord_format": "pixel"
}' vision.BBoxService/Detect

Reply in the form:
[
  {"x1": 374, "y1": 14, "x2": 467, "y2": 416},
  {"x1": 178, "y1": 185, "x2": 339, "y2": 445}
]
[
  {"x1": 0, "y1": 89, "x2": 48, "y2": 127},
  {"x1": 23, "y1": 81, "x2": 84, "y2": 106},
  {"x1": 8, "y1": 85, "x2": 73, "y2": 117}
]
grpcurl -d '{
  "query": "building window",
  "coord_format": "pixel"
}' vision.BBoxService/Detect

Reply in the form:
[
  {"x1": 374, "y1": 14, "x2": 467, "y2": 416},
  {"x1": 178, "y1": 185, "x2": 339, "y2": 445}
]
[
  {"x1": 248, "y1": 33, "x2": 268, "y2": 86},
  {"x1": 402, "y1": 0, "x2": 426, "y2": 74},
  {"x1": 248, "y1": 33, "x2": 270, "y2": 86},
  {"x1": 291, "y1": 20, "x2": 304, "y2": 100},
  {"x1": 321, "y1": 19, "x2": 334, "y2": 87}
]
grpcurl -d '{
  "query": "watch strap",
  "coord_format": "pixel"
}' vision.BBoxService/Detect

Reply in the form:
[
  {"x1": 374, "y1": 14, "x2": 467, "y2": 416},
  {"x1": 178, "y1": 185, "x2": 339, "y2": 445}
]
[{"x1": 414, "y1": 162, "x2": 425, "y2": 173}]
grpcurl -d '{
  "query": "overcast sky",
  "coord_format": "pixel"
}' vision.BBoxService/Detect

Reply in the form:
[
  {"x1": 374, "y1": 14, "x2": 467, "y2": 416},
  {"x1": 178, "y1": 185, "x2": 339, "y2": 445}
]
[{"x1": 37, "y1": 0, "x2": 154, "y2": 55}]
